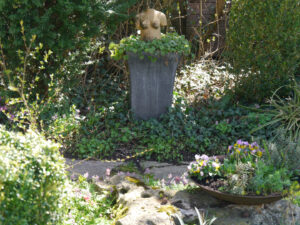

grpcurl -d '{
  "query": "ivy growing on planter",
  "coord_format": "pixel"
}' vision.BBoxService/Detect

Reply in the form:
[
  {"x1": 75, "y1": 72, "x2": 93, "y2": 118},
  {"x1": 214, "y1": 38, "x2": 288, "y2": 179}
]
[{"x1": 109, "y1": 32, "x2": 191, "y2": 61}]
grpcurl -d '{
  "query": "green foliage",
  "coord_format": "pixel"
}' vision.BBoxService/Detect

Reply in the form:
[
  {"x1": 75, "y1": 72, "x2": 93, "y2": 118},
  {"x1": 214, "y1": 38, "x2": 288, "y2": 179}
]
[
  {"x1": 60, "y1": 177, "x2": 117, "y2": 225},
  {"x1": 252, "y1": 82, "x2": 300, "y2": 142},
  {"x1": 288, "y1": 182, "x2": 300, "y2": 207},
  {"x1": 225, "y1": 0, "x2": 300, "y2": 103},
  {"x1": 46, "y1": 104, "x2": 83, "y2": 146},
  {"x1": 221, "y1": 160, "x2": 291, "y2": 195},
  {"x1": 0, "y1": 126, "x2": 67, "y2": 225},
  {"x1": 109, "y1": 32, "x2": 191, "y2": 61},
  {"x1": 0, "y1": 25, "x2": 57, "y2": 130},
  {"x1": 249, "y1": 161, "x2": 291, "y2": 195},
  {"x1": 67, "y1": 90, "x2": 274, "y2": 162},
  {"x1": 0, "y1": 0, "x2": 137, "y2": 69},
  {"x1": 264, "y1": 129, "x2": 300, "y2": 173}
]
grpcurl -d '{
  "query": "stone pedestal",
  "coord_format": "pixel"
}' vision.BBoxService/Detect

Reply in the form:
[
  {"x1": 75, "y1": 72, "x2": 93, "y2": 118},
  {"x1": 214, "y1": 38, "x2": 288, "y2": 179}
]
[{"x1": 127, "y1": 52, "x2": 180, "y2": 120}]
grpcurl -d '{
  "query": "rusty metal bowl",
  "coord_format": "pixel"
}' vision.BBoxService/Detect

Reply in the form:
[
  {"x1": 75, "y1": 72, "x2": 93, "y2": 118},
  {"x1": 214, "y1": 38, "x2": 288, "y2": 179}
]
[{"x1": 192, "y1": 177, "x2": 284, "y2": 205}]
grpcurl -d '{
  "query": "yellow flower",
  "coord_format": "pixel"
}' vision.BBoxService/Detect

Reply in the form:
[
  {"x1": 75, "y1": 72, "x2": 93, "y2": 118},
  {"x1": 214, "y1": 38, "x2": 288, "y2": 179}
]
[
  {"x1": 200, "y1": 161, "x2": 204, "y2": 166},
  {"x1": 257, "y1": 151, "x2": 262, "y2": 157}
]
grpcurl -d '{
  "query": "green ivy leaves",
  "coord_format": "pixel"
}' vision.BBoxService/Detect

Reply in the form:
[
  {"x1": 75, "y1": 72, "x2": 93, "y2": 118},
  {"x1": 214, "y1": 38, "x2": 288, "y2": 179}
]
[{"x1": 109, "y1": 32, "x2": 191, "y2": 61}]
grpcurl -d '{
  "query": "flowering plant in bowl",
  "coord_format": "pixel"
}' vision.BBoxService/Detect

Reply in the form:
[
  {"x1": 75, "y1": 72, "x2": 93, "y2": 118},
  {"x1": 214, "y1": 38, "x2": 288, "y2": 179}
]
[
  {"x1": 188, "y1": 140, "x2": 292, "y2": 204},
  {"x1": 187, "y1": 154, "x2": 221, "y2": 181}
]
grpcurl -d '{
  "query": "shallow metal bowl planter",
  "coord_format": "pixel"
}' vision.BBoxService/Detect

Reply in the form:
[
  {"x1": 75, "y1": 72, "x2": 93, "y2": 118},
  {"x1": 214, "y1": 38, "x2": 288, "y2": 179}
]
[
  {"x1": 127, "y1": 52, "x2": 180, "y2": 120},
  {"x1": 191, "y1": 177, "x2": 284, "y2": 205}
]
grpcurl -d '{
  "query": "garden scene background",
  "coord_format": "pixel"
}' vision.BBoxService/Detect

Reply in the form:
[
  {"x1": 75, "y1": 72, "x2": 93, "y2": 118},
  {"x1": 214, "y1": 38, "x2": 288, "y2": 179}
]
[{"x1": 0, "y1": 0, "x2": 299, "y2": 224}]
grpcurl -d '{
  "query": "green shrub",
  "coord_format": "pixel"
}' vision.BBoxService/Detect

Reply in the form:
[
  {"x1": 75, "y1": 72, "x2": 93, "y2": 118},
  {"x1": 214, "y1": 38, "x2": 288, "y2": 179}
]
[
  {"x1": 225, "y1": 0, "x2": 300, "y2": 103},
  {"x1": 0, "y1": 0, "x2": 137, "y2": 68},
  {"x1": 264, "y1": 129, "x2": 300, "y2": 173},
  {"x1": 0, "y1": 126, "x2": 67, "y2": 225},
  {"x1": 0, "y1": 0, "x2": 138, "y2": 110}
]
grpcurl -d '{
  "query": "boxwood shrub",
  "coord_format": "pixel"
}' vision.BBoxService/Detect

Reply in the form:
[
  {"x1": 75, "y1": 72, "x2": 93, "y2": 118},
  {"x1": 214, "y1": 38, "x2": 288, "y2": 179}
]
[
  {"x1": 225, "y1": 0, "x2": 300, "y2": 103},
  {"x1": 0, "y1": 126, "x2": 67, "y2": 225}
]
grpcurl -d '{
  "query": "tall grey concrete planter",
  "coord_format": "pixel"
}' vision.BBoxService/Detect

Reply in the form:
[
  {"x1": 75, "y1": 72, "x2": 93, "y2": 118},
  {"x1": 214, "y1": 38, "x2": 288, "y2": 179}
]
[{"x1": 127, "y1": 52, "x2": 180, "y2": 120}]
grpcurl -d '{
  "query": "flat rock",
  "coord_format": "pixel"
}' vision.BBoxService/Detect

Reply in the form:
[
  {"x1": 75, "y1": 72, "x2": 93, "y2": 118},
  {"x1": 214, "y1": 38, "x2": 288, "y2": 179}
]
[
  {"x1": 141, "y1": 162, "x2": 189, "y2": 180},
  {"x1": 65, "y1": 158, "x2": 190, "y2": 180},
  {"x1": 65, "y1": 158, "x2": 122, "y2": 179},
  {"x1": 108, "y1": 175, "x2": 179, "y2": 225}
]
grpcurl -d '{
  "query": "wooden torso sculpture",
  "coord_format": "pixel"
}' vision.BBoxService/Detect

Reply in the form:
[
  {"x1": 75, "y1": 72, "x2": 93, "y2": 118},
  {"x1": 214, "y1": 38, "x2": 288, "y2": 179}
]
[{"x1": 136, "y1": 8, "x2": 167, "y2": 41}]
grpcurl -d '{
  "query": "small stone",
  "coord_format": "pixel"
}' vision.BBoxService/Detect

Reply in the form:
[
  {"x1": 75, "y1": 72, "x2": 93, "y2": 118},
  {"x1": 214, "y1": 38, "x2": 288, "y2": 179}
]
[
  {"x1": 241, "y1": 211, "x2": 251, "y2": 218},
  {"x1": 161, "y1": 197, "x2": 168, "y2": 205}
]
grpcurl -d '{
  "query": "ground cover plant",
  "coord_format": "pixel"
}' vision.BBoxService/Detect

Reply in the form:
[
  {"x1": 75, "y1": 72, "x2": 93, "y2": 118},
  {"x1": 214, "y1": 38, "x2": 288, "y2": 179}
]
[
  {"x1": 63, "y1": 86, "x2": 275, "y2": 162},
  {"x1": 60, "y1": 175, "x2": 119, "y2": 225}
]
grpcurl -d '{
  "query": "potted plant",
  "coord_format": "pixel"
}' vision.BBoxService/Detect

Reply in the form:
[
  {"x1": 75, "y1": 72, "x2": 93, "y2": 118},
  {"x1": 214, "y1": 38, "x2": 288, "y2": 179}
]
[
  {"x1": 109, "y1": 33, "x2": 190, "y2": 120},
  {"x1": 188, "y1": 140, "x2": 292, "y2": 205}
]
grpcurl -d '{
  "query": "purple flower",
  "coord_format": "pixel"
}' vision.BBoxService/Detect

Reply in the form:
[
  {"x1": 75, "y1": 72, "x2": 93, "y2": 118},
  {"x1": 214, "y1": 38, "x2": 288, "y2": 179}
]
[
  {"x1": 106, "y1": 168, "x2": 111, "y2": 177},
  {"x1": 174, "y1": 176, "x2": 181, "y2": 184},
  {"x1": 237, "y1": 140, "x2": 243, "y2": 145},
  {"x1": 144, "y1": 168, "x2": 151, "y2": 174},
  {"x1": 182, "y1": 177, "x2": 188, "y2": 185},
  {"x1": 83, "y1": 172, "x2": 89, "y2": 179},
  {"x1": 109, "y1": 187, "x2": 114, "y2": 193},
  {"x1": 0, "y1": 106, "x2": 7, "y2": 111},
  {"x1": 127, "y1": 172, "x2": 136, "y2": 176},
  {"x1": 195, "y1": 154, "x2": 201, "y2": 161},
  {"x1": 200, "y1": 154, "x2": 209, "y2": 160},
  {"x1": 92, "y1": 175, "x2": 99, "y2": 182},
  {"x1": 51, "y1": 114, "x2": 58, "y2": 120},
  {"x1": 251, "y1": 142, "x2": 259, "y2": 147},
  {"x1": 242, "y1": 141, "x2": 249, "y2": 146}
]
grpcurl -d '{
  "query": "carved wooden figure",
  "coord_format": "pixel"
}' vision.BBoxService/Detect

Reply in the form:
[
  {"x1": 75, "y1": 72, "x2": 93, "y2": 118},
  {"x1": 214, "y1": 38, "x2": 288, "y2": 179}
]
[{"x1": 136, "y1": 8, "x2": 167, "y2": 41}]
